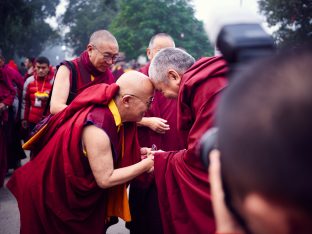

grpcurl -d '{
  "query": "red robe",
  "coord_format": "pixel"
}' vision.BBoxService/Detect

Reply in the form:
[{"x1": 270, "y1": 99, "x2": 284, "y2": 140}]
[
  {"x1": 0, "y1": 65, "x2": 16, "y2": 186},
  {"x1": 7, "y1": 83, "x2": 141, "y2": 233},
  {"x1": 137, "y1": 62, "x2": 186, "y2": 151},
  {"x1": 60, "y1": 50, "x2": 115, "y2": 103},
  {"x1": 154, "y1": 56, "x2": 228, "y2": 234},
  {"x1": 127, "y1": 63, "x2": 187, "y2": 234}
]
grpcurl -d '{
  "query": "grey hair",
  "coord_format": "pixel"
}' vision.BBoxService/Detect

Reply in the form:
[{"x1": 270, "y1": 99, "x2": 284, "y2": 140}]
[
  {"x1": 149, "y1": 48, "x2": 195, "y2": 83},
  {"x1": 148, "y1": 33, "x2": 175, "y2": 49},
  {"x1": 89, "y1": 30, "x2": 118, "y2": 46}
]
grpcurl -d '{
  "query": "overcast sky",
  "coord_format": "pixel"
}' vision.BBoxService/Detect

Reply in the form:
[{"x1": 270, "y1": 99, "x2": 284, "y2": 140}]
[
  {"x1": 47, "y1": 0, "x2": 271, "y2": 35},
  {"x1": 192, "y1": 0, "x2": 261, "y2": 21}
]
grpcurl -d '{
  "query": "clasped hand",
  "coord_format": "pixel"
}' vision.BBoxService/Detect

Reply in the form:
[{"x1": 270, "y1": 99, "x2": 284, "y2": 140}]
[{"x1": 140, "y1": 147, "x2": 164, "y2": 173}]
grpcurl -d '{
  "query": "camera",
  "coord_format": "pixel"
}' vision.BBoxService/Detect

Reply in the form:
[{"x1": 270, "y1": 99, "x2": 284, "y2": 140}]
[{"x1": 200, "y1": 8, "x2": 275, "y2": 169}]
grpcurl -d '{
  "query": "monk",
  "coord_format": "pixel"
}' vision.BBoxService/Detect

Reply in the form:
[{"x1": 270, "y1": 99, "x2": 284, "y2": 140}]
[
  {"x1": 0, "y1": 54, "x2": 26, "y2": 174},
  {"x1": 7, "y1": 71, "x2": 155, "y2": 234},
  {"x1": 148, "y1": 48, "x2": 228, "y2": 233},
  {"x1": 128, "y1": 33, "x2": 187, "y2": 234},
  {"x1": 50, "y1": 29, "x2": 119, "y2": 114},
  {"x1": 0, "y1": 54, "x2": 16, "y2": 187}
]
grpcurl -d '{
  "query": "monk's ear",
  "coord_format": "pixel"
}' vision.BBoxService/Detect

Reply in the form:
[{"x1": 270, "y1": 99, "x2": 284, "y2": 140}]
[
  {"x1": 168, "y1": 69, "x2": 181, "y2": 85},
  {"x1": 146, "y1": 48, "x2": 152, "y2": 60},
  {"x1": 121, "y1": 95, "x2": 131, "y2": 107},
  {"x1": 87, "y1": 44, "x2": 93, "y2": 57}
]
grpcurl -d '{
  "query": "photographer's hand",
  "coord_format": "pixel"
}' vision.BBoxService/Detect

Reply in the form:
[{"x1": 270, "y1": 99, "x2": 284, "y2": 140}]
[{"x1": 209, "y1": 150, "x2": 244, "y2": 234}]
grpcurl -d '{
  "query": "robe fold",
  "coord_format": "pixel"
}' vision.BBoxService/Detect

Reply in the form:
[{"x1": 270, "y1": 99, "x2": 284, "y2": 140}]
[
  {"x1": 7, "y1": 83, "x2": 141, "y2": 234},
  {"x1": 154, "y1": 56, "x2": 228, "y2": 234}
]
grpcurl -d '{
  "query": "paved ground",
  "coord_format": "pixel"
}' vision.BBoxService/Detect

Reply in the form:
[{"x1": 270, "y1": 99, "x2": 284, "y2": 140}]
[{"x1": 0, "y1": 155, "x2": 129, "y2": 234}]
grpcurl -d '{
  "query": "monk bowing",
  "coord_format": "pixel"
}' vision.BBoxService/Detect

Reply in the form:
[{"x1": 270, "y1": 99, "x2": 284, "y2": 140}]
[
  {"x1": 7, "y1": 71, "x2": 154, "y2": 234},
  {"x1": 148, "y1": 48, "x2": 228, "y2": 234},
  {"x1": 128, "y1": 33, "x2": 187, "y2": 234}
]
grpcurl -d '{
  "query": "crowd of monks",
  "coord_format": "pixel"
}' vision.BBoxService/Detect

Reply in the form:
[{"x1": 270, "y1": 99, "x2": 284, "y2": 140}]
[{"x1": 1, "y1": 29, "x2": 312, "y2": 234}]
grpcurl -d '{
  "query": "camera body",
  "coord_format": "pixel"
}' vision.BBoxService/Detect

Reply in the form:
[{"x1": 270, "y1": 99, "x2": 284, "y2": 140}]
[{"x1": 200, "y1": 8, "x2": 275, "y2": 168}]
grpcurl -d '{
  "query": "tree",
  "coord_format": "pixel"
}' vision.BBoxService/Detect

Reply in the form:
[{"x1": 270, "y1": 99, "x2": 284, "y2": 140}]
[
  {"x1": 109, "y1": 0, "x2": 213, "y2": 60},
  {"x1": 62, "y1": 0, "x2": 119, "y2": 55},
  {"x1": 0, "y1": 0, "x2": 60, "y2": 59},
  {"x1": 259, "y1": 0, "x2": 312, "y2": 47}
]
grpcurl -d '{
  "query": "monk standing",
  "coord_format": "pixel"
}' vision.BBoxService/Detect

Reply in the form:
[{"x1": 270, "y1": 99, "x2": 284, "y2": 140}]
[
  {"x1": 0, "y1": 54, "x2": 16, "y2": 187},
  {"x1": 148, "y1": 48, "x2": 228, "y2": 234},
  {"x1": 50, "y1": 30, "x2": 119, "y2": 114},
  {"x1": 128, "y1": 33, "x2": 186, "y2": 234},
  {"x1": 7, "y1": 71, "x2": 155, "y2": 234}
]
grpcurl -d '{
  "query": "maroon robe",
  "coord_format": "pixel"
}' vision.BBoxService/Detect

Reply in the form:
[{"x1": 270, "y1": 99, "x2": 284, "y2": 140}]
[
  {"x1": 154, "y1": 56, "x2": 228, "y2": 234},
  {"x1": 0, "y1": 65, "x2": 17, "y2": 186},
  {"x1": 7, "y1": 83, "x2": 141, "y2": 233},
  {"x1": 128, "y1": 63, "x2": 187, "y2": 234},
  {"x1": 6, "y1": 65, "x2": 27, "y2": 168},
  {"x1": 60, "y1": 50, "x2": 115, "y2": 100},
  {"x1": 137, "y1": 62, "x2": 186, "y2": 151}
]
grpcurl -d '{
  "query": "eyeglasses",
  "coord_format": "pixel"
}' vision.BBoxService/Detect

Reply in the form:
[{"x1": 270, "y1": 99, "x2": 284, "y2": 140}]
[
  {"x1": 92, "y1": 45, "x2": 119, "y2": 63},
  {"x1": 122, "y1": 94, "x2": 154, "y2": 108}
]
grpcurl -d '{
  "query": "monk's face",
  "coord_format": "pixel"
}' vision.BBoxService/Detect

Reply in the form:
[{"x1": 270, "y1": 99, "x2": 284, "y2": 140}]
[
  {"x1": 117, "y1": 71, "x2": 154, "y2": 122},
  {"x1": 153, "y1": 70, "x2": 181, "y2": 99},
  {"x1": 126, "y1": 93, "x2": 154, "y2": 121},
  {"x1": 88, "y1": 42, "x2": 119, "y2": 72},
  {"x1": 147, "y1": 36, "x2": 175, "y2": 60}
]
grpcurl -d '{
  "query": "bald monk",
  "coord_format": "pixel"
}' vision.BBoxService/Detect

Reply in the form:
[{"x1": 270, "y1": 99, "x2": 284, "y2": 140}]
[
  {"x1": 50, "y1": 29, "x2": 119, "y2": 114},
  {"x1": 147, "y1": 48, "x2": 228, "y2": 234},
  {"x1": 137, "y1": 33, "x2": 186, "y2": 152},
  {"x1": 128, "y1": 33, "x2": 186, "y2": 234},
  {"x1": 7, "y1": 71, "x2": 155, "y2": 234}
]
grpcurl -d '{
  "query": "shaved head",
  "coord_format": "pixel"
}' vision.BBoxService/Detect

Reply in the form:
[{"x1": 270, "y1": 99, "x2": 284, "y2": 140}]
[
  {"x1": 89, "y1": 30, "x2": 118, "y2": 47},
  {"x1": 116, "y1": 71, "x2": 154, "y2": 98},
  {"x1": 147, "y1": 33, "x2": 175, "y2": 61},
  {"x1": 115, "y1": 71, "x2": 154, "y2": 122},
  {"x1": 148, "y1": 33, "x2": 175, "y2": 49}
]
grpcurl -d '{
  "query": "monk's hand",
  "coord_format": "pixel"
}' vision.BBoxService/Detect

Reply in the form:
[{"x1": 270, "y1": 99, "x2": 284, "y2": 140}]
[
  {"x1": 141, "y1": 148, "x2": 154, "y2": 173},
  {"x1": 140, "y1": 147, "x2": 152, "y2": 160},
  {"x1": 147, "y1": 117, "x2": 170, "y2": 134},
  {"x1": 209, "y1": 150, "x2": 244, "y2": 234}
]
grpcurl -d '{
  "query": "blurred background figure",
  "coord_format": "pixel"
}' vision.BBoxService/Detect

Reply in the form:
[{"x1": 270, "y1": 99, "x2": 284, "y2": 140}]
[
  {"x1": 111, "y1": 52, "x2": 126, "y2": 80},
  {"x1": 0, "y1": 54, "x2": 26, "y2": 187},
  {"x1": 23, "y1": 57, "x2": 35, "y2": 80},
  {"x1": 8, "y1": 60, "x2": 19, "y2": 72},
  {"x1": 21, "y1": 56, "x2": 54, "y2": 139}
]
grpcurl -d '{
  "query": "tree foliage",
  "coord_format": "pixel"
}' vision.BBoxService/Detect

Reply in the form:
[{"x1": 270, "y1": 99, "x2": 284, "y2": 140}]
[
  {"x1": 109, "y1": 0, "x2": 213, "y2": 60},
  {"x1": 62, "y1": 0, "x2": 119, "y2": 55},
  {"x1": 259, "y1": 0, "x2": 312, "y2": 47},
  {"x1": 0, "y1": 0, "x2": 60, "y2": 59}
]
